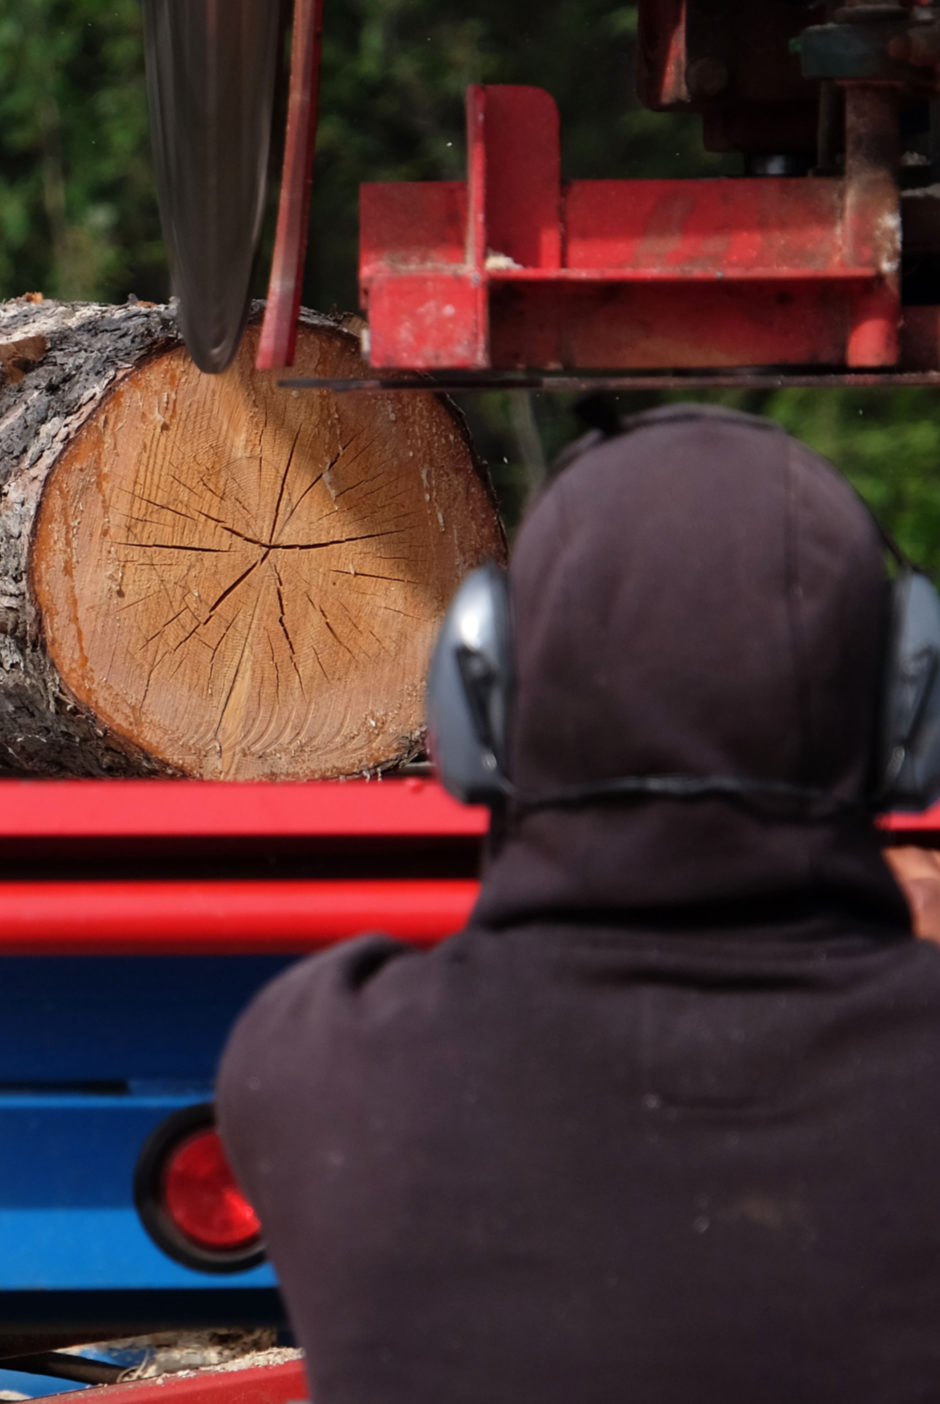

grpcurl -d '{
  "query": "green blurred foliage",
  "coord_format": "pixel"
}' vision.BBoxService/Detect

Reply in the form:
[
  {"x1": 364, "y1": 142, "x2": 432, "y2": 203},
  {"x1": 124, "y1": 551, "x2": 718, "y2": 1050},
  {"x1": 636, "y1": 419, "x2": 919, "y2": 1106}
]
[
  {"x1": 534, "y1": 386, "x2": 940, "y2": 573},
  {"x1": 759, "y1": 387, "x2": 940, "y2": 573},
  {"x1": 0, "y1": 0, "x2": 164, "y2": 300},
  {"x1": 0, "y1": 0, "x2": 938, "y2": 566}
]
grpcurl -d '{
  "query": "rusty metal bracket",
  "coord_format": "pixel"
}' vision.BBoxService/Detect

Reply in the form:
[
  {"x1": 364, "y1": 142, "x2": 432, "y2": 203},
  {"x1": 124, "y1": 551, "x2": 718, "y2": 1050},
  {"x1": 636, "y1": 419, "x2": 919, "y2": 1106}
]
[{"x1": 359, "y1": 84, "x2": 904, "y2": 374}]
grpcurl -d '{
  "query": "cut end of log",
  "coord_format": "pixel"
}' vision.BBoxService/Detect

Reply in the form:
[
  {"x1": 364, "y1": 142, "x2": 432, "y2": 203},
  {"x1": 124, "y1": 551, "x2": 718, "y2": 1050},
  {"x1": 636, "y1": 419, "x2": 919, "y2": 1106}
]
[{"x1": 31, "y1": 317, "x2": 504, "y2": 780}]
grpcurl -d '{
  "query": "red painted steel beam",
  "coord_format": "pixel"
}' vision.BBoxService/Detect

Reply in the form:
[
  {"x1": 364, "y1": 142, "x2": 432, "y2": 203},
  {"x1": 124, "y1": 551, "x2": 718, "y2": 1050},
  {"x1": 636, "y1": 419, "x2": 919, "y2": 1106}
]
[
  {"x1": 360, "y1": 84, "x2": 901, "y2": 372},
  {"x1": 78, "y1": 1360, "x2": 307, "y2": 1404},
  {"x1": 0, "y1": 778, "x2": 488, "y2": 840},
  {"x1": 257, "y1": 0, "x2": 324, "y2": 369},
  {"x1": 0, "y1": 776, "x2": 933, "y2": 843},
  {"x1": 881, "y1": 810, "x2": 940, "y2": 836},
  {"x1": 0, "y1": 827, "x2": 932, "y2": 957},
  {"x1": 0, "y1": 878, "x2": 479, "y2": 956},
  {"x1": 486, "y1": 279, "x2": 859, "y2": 372},
  {"x1": 842, "y1": 83, "x2": 901, "y2": 367}
]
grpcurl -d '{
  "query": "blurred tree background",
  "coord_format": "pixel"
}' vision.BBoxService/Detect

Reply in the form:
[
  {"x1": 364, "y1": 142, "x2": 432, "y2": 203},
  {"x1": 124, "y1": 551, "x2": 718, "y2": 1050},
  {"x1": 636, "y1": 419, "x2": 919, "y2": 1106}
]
[{"x1": 1, "y1": 0, "x2": 939, "y2": 562}]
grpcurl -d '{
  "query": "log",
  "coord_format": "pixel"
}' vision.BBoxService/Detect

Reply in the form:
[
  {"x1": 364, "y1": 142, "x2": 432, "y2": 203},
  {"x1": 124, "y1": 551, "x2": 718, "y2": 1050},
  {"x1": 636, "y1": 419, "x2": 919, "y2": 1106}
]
[{"x1": 0, "y1": 299, "x2": 504, "y2": 779}]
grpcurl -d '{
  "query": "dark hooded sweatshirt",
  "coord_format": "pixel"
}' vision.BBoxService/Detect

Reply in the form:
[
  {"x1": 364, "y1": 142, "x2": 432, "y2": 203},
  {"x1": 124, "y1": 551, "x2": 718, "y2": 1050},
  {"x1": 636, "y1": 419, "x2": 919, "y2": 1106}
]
[{"x1": 217, "y1": 406, "x2": 940, "y2": 1404}]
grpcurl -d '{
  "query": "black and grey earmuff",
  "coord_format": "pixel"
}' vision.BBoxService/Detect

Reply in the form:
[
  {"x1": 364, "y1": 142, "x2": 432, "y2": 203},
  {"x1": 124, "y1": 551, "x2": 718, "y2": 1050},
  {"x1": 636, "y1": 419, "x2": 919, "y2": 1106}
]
[
  {"x1": 426, "y1": 562, "x2": 514, "y2": 806},
  {"x1": 878, "y1": 546, "x2": 940, "y2": 811},
  {"x1": 426, "y1": 551, "x2": 940, "y2": 815}
]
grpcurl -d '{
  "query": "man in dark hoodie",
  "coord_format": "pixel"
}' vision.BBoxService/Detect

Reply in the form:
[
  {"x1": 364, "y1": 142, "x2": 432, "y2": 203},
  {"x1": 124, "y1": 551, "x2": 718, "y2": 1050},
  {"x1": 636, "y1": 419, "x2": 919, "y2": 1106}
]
[{"x1": 217, "y1": 405, "x2": 940, "y2": 1404}]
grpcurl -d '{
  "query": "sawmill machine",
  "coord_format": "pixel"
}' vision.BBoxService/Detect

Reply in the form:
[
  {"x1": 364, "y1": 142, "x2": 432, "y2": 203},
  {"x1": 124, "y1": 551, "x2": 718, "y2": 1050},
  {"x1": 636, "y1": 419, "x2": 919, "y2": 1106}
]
[{"x1": 144, "y1": 0, "x2": 940, "y2": 390}]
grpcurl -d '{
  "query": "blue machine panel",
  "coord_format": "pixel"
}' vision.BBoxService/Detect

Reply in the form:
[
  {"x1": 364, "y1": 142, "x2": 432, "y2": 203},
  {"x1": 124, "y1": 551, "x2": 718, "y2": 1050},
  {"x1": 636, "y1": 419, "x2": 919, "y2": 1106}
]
[
  {"x1": 0, "y1": 956, "x2": 295, "y2": 1083},
  {"x1": 0, "y1": 956, "x2": 296, "y2": 1316},
  {"x1": 0, "y1": 1092, "x2": 277, "y2": 1291}
]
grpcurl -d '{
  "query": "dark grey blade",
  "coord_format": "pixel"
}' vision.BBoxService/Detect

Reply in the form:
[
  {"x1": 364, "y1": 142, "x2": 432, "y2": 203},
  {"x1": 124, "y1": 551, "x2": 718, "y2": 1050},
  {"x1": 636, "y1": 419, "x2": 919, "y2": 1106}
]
[{"x1": 141, "y1": 0, "x2": 280, "y2": 372}]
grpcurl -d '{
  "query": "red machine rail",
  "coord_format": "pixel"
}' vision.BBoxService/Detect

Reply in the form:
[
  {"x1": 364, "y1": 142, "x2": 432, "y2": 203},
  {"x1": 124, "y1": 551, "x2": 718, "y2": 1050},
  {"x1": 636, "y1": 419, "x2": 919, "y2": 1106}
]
[
  {"x1": 0, "y1": 775, "x2": 930, "y2": 840},
  {"x1": 0, "y1": 777, "x2": 485, "y2": 955},
  {"x1": 0, "y1": 776, "x2": 932, "y2": 957},
  {"x1": 0, "y1": 777, "x2": 487, "y2": 840},
  {"x1": 882, "y1": 810, "x2": 940, "y2": 837},
  {"x1": 0, "y1": 878, "x2": 478, "y2": 956}
]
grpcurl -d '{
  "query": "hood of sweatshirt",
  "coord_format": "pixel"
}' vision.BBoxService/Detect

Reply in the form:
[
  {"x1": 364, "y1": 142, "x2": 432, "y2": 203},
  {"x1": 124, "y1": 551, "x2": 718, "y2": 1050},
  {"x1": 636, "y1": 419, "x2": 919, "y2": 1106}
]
[{"x1": 473, "y1": 405, "x2": 910, "y2": 942}]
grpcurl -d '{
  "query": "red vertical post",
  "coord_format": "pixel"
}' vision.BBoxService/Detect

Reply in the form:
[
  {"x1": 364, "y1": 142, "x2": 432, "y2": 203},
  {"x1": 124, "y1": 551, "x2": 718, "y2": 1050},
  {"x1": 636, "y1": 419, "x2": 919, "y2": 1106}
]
[
  {"x1": 843, "y1": 84, "x2": 900, "y2": 367},
  {"x1": 460, "y1": 85, "x2": 491, "y2": 366},
  {"x1": 483, "y1": 86, "x2": 561, "y2": 271},
  {"x1": 839, "y1": 0, "x2": 901, "y2": 369},
  {"x1": 465, "y1": 85, "x2": 488, "y2": 271},
  {"x1": 256, "y1": 0, "x2": 324, "y2": 370}
]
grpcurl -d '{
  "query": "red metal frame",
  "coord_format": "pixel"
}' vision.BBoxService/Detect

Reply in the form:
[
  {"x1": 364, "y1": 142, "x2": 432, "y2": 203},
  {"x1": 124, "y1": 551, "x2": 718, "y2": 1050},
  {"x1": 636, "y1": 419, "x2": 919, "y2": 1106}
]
[
  {"x1": 0, "y1": 777, "x2": 486, "y2": 840},
  {"x1": 0, "y1": 778, "x2": 485, "y2": 956},
  {"x1": 257, "y1": 0, "x2": 324, "y2": 370},
  {"x1": 881, "y1": 810, "x2": 940, "y2": 838},
  {"x1": 0, "y1": 878, "x2": 478, "y2": 956},
  {"x1": 360, "y1": 84, "x2": 902, "y2": 373},
  {"x1": 78, "y1": 1361, "x2": 307, "y2": 1404},
  {"x1": 0, "y1": 775, "x2": 931, "y2": 957}
]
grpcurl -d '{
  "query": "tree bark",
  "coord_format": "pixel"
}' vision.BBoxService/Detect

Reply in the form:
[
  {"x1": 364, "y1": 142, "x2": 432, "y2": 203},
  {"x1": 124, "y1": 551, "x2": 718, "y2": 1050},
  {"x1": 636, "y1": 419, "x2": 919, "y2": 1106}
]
[{"x1": 0, "y1": 298, "x2": 504, "y2": 779}]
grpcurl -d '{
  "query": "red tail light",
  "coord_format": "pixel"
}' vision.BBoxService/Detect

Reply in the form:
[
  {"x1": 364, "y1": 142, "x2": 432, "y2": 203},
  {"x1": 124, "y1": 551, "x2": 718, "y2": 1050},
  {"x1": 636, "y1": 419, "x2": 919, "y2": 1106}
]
[
  {"x1": 136, "y1": 1104, "x2": 265, "y2": 1274},
  {"x1": 162, "y1": 1127, "x2": 261, "y2": 1250}
]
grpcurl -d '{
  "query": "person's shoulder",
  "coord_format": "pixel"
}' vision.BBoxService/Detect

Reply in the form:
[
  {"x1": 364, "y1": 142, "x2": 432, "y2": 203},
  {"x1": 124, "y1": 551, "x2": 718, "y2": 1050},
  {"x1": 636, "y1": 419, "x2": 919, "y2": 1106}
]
[
  {"x1": 223, "y1": 933, "x2": 410, "y2": 1058},
  {"x1": 216, "y1": 929, "x2": 482, "y2": 1118}
]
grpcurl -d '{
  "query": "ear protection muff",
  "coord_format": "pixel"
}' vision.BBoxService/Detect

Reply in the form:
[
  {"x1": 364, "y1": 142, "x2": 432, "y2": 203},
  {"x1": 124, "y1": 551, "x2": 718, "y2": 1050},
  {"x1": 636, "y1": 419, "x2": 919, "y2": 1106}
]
[
  {"x1": 426, "y1": 562, "x2": 514, "y2": 805},
  {"x1": 427, "y1": 550, "x2": 940, "y2": 815},
  {"x1": 879, "y1": 561, "x2": 940, "y2": 811}
]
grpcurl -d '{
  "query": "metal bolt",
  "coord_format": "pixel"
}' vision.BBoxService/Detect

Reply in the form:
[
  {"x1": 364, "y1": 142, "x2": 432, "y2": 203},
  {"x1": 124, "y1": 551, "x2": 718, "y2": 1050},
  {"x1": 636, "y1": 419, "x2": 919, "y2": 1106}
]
[{"x1": 686, "y1": 57, "x2": 730, "y2": 99}]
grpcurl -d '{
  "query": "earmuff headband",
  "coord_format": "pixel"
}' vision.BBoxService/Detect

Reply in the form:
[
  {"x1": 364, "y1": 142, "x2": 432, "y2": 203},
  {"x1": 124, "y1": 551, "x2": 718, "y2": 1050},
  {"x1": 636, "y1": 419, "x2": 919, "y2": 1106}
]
[{"x1": 427, "y1": 410, "x2": 940, "y2": 814}]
